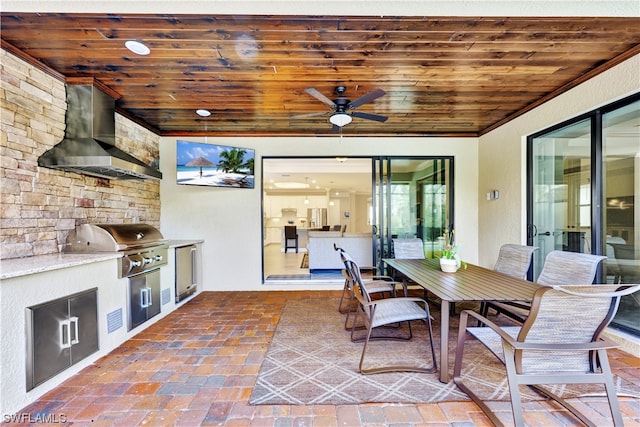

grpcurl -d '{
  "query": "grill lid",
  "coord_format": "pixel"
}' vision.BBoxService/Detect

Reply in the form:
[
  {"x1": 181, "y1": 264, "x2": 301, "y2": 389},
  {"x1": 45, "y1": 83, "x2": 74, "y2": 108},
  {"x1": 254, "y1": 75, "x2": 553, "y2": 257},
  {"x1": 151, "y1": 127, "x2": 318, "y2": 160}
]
[{"x1": 63, "y1": 223, "x2": 165, "y2": 252}]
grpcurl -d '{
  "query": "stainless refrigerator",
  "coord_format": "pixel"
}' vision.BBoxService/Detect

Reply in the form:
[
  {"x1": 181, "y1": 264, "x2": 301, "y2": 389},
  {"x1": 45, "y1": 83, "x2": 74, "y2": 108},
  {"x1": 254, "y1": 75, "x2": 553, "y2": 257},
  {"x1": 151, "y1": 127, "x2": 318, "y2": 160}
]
[
  {"x1": 307, "y1": 208, "x2": 328, "y2": 228},
  {"x1": 175, "y1": 244, "x2": 198, "y2": 302}
]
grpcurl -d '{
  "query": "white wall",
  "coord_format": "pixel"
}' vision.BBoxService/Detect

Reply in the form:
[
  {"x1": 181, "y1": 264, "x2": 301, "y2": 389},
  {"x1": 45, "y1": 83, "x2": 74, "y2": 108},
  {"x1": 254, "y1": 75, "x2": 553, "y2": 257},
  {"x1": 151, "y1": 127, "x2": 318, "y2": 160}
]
[
  {"x1": 160, "y1": 137, "x2": 478, "y2": 291},
  {"x1": 477, "y1": 54, "x2": 640, "y2": 268}
]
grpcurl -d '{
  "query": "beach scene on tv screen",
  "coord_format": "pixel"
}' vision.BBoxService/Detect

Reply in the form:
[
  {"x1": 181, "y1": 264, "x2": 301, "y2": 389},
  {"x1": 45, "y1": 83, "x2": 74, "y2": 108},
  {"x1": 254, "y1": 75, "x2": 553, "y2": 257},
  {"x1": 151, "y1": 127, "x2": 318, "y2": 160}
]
[{"x1": 176, "y1": 140, "x2": 255, "y2": 188}]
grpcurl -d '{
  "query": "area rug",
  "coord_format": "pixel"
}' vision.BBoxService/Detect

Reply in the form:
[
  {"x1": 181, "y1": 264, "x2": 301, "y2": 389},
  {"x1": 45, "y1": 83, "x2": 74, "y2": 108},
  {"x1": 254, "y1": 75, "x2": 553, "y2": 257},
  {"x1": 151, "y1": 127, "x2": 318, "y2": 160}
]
[
  {"x1": 300, "y1": 253, "x2": 309, "y2": 269},
  {"x1": 249, "y1": 298, "x2": 640, "y2": 405}
]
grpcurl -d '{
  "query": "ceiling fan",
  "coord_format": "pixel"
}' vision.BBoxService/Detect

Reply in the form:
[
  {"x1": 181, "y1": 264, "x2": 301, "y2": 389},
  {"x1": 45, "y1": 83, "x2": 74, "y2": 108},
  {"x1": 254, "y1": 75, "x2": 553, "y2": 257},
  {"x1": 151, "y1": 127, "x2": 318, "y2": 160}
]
[{"x1": 293, "y1": 85, "x2": 388, "y2": 129}]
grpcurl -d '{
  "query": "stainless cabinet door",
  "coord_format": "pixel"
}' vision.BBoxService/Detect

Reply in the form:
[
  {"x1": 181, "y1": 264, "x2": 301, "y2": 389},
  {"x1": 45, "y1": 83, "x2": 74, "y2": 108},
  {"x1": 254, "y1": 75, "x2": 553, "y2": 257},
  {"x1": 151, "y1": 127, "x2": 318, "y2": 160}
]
[
  {"x1": 146, "y1": 269, "x2": 161, "y2": 320},
  {"x1": 27, "y1": 298, "x2": 72, "y2": 389},
  {"x1": 69, "y1": 289, "x2": 99, "y2": 365},
  {"x1": 128, "y1": 274, "x2": 147, "y2": 330}
]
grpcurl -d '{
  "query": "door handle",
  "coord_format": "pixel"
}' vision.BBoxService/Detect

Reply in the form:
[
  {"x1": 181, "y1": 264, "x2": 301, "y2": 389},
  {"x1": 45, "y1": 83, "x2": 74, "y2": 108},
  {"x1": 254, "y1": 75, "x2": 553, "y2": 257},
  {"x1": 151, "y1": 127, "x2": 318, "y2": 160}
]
[
  {"x1": 69, "y1": 316, "x2": 79, "y2": 345},
  {"x1": 60, "y1": 319, "x2": 72, "y2": 349},
  {"x1": 140, "y1": 288, "x2": 150, "y2": 308},
  {"x1": 190, "y1": 247, "x2": 197, "y2": 286},
  {"x1": 539, "y1": 231, "x2": 552, "y2": 236}
]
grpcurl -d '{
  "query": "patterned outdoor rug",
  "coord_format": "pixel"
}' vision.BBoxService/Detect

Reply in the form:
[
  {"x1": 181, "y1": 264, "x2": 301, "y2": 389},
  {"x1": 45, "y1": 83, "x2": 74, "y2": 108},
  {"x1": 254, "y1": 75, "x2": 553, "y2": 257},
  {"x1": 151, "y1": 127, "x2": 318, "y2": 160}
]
[{"x1": 249, "y1": 298, "x2": 640, "y2": 405}]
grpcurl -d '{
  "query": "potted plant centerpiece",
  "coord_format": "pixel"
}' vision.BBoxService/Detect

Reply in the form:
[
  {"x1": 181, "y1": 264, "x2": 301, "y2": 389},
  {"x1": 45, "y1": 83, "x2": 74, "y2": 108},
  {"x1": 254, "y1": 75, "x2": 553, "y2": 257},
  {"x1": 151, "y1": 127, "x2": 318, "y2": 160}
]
[{"x1": 440, "y1": 229, "x2": 467, "y2": 273}]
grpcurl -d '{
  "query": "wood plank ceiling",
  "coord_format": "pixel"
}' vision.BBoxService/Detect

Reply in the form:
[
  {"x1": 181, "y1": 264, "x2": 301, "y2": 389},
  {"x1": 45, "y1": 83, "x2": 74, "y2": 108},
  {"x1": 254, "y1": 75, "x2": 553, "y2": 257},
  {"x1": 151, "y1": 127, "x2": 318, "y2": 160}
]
[{"x1": 1, "y1": 13, "x2": 639, "y2": 137}]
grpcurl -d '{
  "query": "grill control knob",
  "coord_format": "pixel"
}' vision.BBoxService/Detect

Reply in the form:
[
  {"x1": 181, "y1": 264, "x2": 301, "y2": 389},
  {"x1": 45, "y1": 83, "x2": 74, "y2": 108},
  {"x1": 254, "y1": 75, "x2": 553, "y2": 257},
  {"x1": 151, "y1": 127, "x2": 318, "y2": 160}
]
[
  {"x1": 143, "y1": 257, "x2": 153, "y2": 265},
  {"x1": 154, "y1": 254, "x2": 163, "y2": 262},
  {"x1": 131, "y1": 259, "x2": 143, "y2": 268}
]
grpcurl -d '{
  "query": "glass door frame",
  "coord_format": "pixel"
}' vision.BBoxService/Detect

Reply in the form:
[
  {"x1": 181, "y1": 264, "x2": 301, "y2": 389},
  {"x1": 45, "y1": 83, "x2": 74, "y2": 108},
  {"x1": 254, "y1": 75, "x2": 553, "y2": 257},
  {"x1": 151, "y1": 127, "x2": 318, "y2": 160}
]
[
  {"x1": 372, "y1": 156, "x2": 455, "y2": 275},
  {"x1": 526, "y1": 91, "x2": 639, "y2": 282}
]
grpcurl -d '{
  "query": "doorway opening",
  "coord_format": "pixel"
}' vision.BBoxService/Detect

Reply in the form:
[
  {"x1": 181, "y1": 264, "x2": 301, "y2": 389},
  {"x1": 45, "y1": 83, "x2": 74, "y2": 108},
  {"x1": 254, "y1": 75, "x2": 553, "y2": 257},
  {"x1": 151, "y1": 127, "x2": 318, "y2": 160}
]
[
  {"x1": 262, "y1": 157, "x2": 372, "y2": 283},
  {"x1": 262, "y1": 156, "x2": 454, "y2": 284}
]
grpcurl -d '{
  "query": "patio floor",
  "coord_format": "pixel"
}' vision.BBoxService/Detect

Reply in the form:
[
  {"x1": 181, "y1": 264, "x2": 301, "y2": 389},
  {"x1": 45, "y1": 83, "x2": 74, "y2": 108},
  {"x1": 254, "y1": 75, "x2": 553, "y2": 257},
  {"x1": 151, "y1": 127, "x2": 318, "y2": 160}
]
[{"x1": 16, "y1": 291, "x2": 640, "y2": 426}]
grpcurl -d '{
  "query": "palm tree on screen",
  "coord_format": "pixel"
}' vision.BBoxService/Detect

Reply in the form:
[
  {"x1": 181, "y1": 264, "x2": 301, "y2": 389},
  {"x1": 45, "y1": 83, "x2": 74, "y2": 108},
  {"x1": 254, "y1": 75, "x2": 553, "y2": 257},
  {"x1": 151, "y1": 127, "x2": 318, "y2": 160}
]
[{"x1": 217, "y1": 148, "x2": 247, "y2": 173}]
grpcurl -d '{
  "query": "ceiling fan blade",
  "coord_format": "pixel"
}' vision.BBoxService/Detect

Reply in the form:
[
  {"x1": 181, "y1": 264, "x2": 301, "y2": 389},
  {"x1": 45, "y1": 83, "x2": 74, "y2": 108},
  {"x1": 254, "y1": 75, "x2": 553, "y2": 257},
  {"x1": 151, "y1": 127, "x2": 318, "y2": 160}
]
[
  {"x1": 348, "y1": 88, "x2": 386, "y2": 109},
  {"x1": 351, "y1": 111, "x2": 388, "y2": 122},
  {"x1": 291, "y1": 111, "x2": 329, "y2": 119},
  {"x1": 305, "y1": 88, "x2": 336, "y2": 108}
]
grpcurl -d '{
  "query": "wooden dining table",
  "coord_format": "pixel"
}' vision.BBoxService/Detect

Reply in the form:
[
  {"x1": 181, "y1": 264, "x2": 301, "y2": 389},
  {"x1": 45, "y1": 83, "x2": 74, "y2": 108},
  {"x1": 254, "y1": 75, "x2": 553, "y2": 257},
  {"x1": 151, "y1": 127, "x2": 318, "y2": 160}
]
[{"x1": 383, "y1": 258, "x2": 541, "y2": 383}]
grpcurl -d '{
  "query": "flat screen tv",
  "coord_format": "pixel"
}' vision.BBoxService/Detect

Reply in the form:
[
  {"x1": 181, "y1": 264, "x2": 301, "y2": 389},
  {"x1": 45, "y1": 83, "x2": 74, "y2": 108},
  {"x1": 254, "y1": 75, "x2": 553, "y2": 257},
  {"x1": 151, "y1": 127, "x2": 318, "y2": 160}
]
[{"x1": 176, "y1": 140, "x2": 255, "y2": 188}]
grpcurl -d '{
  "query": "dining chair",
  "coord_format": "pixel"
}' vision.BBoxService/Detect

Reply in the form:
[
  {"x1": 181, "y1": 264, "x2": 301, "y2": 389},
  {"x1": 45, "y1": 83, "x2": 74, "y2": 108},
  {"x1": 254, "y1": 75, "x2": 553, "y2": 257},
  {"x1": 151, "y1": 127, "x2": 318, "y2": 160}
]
[
  {"x1": 454, "y1": 284, "x2": 639, "y2": 427},
  {"x1": 345, "y1": 256, "x2": 438, "y2": 375},
  {"x1": 486, "y1": 250, "x2": 606, "y2": 323},
  {"x1": 390, "y1": 238, "x2": 427, "y2": 295},
  {"x1": 478, "y1": 244, "x2": 538, "y2": 320},
  {"x1": 334, "y1": 244, "x2": 397, "y2": 329}
]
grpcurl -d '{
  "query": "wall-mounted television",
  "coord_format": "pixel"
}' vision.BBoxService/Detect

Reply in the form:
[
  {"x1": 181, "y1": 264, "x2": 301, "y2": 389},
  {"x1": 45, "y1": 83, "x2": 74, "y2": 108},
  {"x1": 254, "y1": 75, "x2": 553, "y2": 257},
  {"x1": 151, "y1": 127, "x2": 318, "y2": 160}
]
[{"x1": 176, "y1": 140, "x2": 255, "y2": 188}]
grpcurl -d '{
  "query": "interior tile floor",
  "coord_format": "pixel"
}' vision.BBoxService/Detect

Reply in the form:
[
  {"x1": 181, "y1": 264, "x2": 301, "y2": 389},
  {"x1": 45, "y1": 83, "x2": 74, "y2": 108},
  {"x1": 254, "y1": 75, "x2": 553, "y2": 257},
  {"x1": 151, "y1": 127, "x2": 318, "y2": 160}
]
[
  {"x1": 15, "y1": 291, "x2": 640, "y2": 426},
  {"x1": 263, "y1": 243, "x2": 343, "y2": 282}
]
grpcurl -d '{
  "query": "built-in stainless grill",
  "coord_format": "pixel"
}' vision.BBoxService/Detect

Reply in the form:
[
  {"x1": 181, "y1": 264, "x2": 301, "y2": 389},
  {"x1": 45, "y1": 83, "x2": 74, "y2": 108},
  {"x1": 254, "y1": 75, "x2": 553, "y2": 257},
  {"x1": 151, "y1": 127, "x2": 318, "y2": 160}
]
[
  {"x1": 64, "y1": 223, "x2": 168, "y2": 278},
  {"x1": 64, "y1": 223, "x2": 168, "y2": 331}
]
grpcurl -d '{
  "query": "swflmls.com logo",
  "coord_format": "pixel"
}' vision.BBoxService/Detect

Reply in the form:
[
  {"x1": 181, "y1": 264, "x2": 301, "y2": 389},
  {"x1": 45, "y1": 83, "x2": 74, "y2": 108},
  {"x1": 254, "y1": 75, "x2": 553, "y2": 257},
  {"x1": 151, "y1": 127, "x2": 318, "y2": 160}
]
[{"x1": 3, "y1": 413, "x2": 67, "y2": 423}]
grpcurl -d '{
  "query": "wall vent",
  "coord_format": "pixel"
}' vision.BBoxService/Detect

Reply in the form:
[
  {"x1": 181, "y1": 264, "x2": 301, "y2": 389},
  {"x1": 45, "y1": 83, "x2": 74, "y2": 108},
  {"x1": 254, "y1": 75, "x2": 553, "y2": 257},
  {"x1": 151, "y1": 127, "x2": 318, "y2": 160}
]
[
  {"x1": 107, "y1": 308, "x2": 123, "y2": 333},
  {"x1": 161, "y1": 288, "x2": 171, "y2": 306}
]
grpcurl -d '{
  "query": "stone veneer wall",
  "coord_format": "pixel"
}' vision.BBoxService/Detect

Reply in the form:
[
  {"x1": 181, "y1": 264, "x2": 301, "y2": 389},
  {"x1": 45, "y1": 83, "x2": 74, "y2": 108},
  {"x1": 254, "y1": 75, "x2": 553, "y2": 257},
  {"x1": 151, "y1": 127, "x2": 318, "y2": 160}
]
[{"x1": 0, "y1": 49, "x2": 161, "y2": 260}]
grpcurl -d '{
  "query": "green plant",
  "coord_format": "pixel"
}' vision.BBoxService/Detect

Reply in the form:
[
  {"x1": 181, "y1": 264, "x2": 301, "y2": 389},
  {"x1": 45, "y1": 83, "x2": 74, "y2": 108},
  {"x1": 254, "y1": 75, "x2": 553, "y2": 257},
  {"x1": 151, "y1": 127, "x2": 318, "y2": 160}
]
[{"x1": 441, "y1": 229, "x2": 467, "y2": 269}]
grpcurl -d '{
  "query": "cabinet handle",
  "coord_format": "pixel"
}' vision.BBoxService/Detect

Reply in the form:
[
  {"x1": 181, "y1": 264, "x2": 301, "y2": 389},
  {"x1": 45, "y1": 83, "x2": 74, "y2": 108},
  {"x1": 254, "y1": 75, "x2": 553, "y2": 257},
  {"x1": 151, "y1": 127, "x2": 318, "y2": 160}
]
[
  {"x1": 140, "y1": 286, "x2": 153, "y2": 307},
  {"x1": 140, "y1": 288, "x2": 149, "y2": 308},
  {"x1": 69, "y1": 316, "x2": 80, "y2": 345},
  {"x1": 60, "y1": 319, "x2": 71, "y2": 349}
]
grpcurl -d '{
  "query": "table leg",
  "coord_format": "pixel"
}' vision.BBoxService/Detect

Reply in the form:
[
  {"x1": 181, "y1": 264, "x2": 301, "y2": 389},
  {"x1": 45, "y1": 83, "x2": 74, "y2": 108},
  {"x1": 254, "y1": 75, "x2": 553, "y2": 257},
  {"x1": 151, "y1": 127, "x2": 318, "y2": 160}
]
[{"x1": 439, "y1": 300, "x2": 450, "y2": 383}]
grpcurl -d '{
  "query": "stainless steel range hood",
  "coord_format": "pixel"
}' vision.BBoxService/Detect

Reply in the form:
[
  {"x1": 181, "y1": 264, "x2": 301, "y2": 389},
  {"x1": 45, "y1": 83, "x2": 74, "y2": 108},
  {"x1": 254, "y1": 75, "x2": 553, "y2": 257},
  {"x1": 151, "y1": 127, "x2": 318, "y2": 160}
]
[{"x1": 38, "y1": 84, "x2": 162, "y2": 180}]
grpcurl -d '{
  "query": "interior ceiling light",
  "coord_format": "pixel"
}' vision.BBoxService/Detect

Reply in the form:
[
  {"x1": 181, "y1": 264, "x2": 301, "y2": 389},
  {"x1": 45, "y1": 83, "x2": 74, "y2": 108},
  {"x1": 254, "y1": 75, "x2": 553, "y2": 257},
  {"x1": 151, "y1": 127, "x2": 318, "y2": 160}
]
[
  {"x1": 273, "y1": 182, "x2": 306, "y2": 189},
  {"x1": 329, "y1": 113, "x2": 352, "y2": 127},
  {"x1": 125, "y1": 40, "x2": 150, "y2": 55},
  {"x1": 335, "y1": 157, "x2": 348, "y2": 163},
  {"x1": 196, "y1": 109, "x2": 212, "y2": 117}
]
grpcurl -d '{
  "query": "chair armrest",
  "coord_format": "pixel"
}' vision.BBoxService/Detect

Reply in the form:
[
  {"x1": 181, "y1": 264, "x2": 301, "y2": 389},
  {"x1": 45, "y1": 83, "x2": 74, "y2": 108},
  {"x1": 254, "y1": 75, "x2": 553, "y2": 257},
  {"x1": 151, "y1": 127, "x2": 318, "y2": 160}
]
[
  {"x1": 365, "y1": 296, "x2": 426, "y2": 306},
  {"x1": 460, "y1": 309, "x2": 521, "y2": 348},
  {"x1": 371, "y1": 275, "x2": 394, "y2": 281},
  {"x1": 508, "y1": 337, "x2": 620, "y2": 351},
  {"x1": 460, "y1": 309, "x2": 621, "y2": 351}
]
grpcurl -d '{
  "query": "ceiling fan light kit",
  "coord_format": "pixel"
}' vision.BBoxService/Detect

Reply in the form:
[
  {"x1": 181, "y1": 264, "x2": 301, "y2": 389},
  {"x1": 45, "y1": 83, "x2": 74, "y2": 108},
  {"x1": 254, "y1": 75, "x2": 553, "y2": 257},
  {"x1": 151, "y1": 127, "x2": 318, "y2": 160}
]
[
  {"x1": 329, "y1": 113, "x2": 352, "y2": 127},
  {"x1": 298, "y1": 85, "x2": 388, "y2": 129}
]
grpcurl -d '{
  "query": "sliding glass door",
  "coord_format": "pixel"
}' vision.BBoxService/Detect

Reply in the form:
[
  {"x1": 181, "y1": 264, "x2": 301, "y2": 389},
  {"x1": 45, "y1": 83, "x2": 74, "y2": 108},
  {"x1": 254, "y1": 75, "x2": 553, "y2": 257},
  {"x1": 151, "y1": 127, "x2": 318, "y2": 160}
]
[
  {"x1": 528, "y1": 93, "x2": 639, "y2": 337},
  {"x1": 372, "y1": 157, "x2": 453, "y2": 274},
  {"x1": 529, "y1": 119, "x2": 592, "y2": 278},
  {"x1": 602, "y1": 99, "x2": 640, "y2": 334}
]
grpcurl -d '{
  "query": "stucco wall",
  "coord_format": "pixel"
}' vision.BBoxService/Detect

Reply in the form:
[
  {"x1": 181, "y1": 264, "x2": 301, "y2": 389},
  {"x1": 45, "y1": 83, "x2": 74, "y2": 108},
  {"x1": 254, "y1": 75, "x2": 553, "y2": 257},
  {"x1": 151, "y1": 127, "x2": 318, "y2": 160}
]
[{"x1": 477, "y1": 54, "x2": 640, "y2": 268}]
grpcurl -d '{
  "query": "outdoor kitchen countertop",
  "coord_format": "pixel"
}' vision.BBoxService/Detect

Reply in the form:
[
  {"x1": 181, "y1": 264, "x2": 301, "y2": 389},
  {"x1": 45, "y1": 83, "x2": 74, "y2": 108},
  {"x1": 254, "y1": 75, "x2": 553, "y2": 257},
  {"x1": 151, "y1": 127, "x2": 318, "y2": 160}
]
[
  {"x1": 1, "y1": 240, "x2": 204, "y2": 280},
  {"x1": 167, "y1": 239, "x2": 204, "y2": 248},
  {"x1": 0, "y1": 253, "x2": 122, "y2": 280}
]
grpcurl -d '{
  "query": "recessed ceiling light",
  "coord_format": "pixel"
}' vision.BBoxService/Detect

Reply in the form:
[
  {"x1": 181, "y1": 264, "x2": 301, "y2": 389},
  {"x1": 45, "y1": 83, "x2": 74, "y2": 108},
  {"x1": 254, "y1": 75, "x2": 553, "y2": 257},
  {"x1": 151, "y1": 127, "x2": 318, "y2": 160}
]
[
  {"x1": 125, "y1": 40, "x2": 150, "y2": 56},
  {"x1": 196, "y1": 109, "x2": 212, "y2": 117}
]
